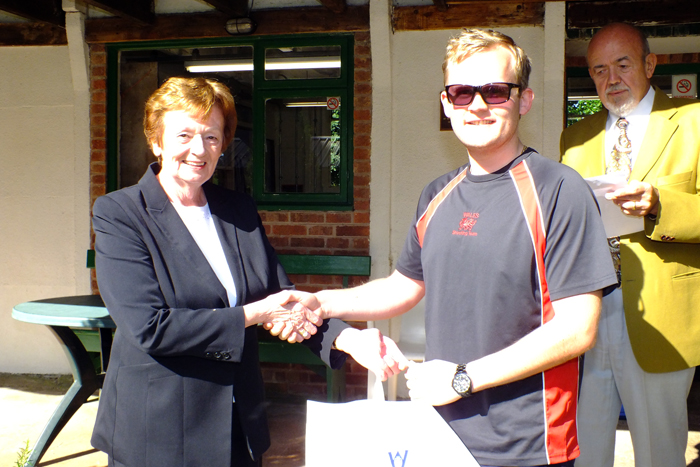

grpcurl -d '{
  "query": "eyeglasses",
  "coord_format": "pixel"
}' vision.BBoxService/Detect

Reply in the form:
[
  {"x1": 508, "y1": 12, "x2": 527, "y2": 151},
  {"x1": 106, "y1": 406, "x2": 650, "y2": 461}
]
[{"x1": 444, "y1": 82, "x2": 521, "y2": 107}]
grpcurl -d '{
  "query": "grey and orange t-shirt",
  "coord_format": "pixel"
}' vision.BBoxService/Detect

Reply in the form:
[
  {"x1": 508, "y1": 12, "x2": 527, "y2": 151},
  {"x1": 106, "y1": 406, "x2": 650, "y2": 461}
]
[{"x1": 396, "y1": 149, "x2": 617, "y2": 466}]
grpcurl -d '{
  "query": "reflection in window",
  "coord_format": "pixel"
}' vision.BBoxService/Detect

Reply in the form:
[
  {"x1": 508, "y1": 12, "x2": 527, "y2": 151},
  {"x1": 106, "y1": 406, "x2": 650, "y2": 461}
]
[
  {"x1": 265, "y1": 97, "x2": 341, "y2": 194},
  {"x1": 213, "y1": 131, "x2": 253, "y2": 193}
]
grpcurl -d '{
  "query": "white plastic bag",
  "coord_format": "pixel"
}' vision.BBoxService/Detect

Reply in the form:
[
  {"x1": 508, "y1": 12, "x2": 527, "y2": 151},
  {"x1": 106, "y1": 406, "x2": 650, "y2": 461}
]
[{"x1": 306, "y1": 379, "x2": 480, "y2": 467}]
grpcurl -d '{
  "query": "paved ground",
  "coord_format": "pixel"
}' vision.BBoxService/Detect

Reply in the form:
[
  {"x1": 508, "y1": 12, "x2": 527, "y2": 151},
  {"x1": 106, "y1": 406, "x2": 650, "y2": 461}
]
[
  {"x1": 2, "y1": 372, "x2": 700, "y2": 467},
  {"x1": 0, "y1": 373, "x2": 307, "y2": 467},
  {"x1": 0, "y1": 374, "x2": 104, "y2": 467},
  {"x1": 614, "y1": 418, "x2": 700, "y2": 467}
]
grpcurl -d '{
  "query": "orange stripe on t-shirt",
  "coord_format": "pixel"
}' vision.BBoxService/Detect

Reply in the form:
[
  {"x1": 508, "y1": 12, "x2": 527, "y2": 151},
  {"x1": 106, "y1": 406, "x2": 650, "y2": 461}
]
[
  {"x1": 510, "y1": 160, "x2": 580, "y2": 464},
  {"x1": 415, "y1": 167, "x2": 468, "y2": 248}
]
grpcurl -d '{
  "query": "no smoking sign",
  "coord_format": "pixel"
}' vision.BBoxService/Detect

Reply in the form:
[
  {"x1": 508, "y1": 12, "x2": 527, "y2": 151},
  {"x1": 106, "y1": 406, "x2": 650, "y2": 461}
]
[
  {"x1": 326, "y1": 97, "x2": 340, "y2": 110},
  {"x1": 672, "y1": 74, "x2": 697, "y2": 99}
]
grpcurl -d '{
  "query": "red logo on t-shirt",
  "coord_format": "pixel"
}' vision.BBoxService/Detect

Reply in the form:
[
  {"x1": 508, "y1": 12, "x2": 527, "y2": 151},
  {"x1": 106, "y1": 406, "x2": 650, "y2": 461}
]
[
  {"x1": 459, "y1": 217, "x2": 477, "y2": 231},
  {"x1": 453, "y1": 212, "x2": 478, "y2": 237}
]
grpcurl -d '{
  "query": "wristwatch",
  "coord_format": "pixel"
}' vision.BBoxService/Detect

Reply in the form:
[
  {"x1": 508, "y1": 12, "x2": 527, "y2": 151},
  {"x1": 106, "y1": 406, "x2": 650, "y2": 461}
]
[{"x1": 452, "y1": 363, "x2": 472, "y2": 398}]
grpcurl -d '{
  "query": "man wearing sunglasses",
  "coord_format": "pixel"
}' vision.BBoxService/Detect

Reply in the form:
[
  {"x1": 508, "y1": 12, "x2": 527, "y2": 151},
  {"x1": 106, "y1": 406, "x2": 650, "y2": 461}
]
[
  {"x1": 561, "y1": 23, "x2": 700, "y2": 467},
  {"x1": 292, "y1": 28, "x2": 616, "y2": 467}
]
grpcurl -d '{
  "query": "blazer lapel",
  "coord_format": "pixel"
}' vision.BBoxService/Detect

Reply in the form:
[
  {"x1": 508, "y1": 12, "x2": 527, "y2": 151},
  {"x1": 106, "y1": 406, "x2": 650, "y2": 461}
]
[
  {"x1": 631, "y1": 89, "x2": 679, "y2": 182},
  {"x1": 205, "y1": 184, "x2": 248, "y2": 307},
  {"x1": 139, "y1": 163, "x2": 229, "y2": 306},
  {"x1": 580, "y1": 111, "x2": 608, "y2": 177}
]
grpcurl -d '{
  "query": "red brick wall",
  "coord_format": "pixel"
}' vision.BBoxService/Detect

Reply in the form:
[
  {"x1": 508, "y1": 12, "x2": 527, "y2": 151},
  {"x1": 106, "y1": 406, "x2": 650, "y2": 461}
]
[
  {"x1": 88, "y1": 31, "x2": 372, "y2": 402},
  {"x1": 90, "y1": 43, "x2": 107, "y2": 293}
]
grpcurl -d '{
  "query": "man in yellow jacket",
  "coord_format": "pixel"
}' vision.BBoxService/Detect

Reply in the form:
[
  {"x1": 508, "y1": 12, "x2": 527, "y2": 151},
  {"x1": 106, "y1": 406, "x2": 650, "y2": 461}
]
[{"x1": 561, "y1": 22, "x2": 700, "y2": 467}]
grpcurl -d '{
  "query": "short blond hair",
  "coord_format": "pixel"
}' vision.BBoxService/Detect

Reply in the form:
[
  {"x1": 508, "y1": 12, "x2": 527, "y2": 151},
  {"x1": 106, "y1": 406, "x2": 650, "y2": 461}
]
[
  {"x1": 144, "y1": 77, "x2": 238, "y2": 152},
  {"x1": 443, "y1": 28, "x2": 532, "y2": 91}
]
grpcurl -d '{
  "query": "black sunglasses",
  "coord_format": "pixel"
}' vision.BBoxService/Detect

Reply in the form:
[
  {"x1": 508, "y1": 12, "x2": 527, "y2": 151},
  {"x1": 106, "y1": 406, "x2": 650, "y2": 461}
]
[{"x1": 444, "y1": 82, "x2": 521, "y2": 107}]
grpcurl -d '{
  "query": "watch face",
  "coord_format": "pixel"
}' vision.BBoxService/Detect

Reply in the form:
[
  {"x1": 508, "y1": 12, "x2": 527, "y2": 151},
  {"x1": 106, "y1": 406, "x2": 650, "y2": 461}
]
[{"x1": 453, "y1": 372, "x2": 471, "y2": 395}]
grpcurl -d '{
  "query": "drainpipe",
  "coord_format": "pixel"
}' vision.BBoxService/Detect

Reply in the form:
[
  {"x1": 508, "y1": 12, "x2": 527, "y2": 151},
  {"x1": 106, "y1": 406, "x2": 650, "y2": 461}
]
[{"x1": 63, "y1": 0, "x2": 91, "y2": 294}]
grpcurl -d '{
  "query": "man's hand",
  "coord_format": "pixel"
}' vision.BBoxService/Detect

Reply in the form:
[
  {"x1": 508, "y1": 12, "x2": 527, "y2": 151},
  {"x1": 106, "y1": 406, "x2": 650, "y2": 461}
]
[
  {"x1": 334, "y1": 328, "x2": 409, "y2": 381},
  {"x1": 405, "y1": 359, "x2": 461, "y2": 406},
  {"x1": 252, "y1": 290, "x2": 322, "y2": 343},
  {"x1": 605, "y1": 180, "x2": 659, "y2": 217}
]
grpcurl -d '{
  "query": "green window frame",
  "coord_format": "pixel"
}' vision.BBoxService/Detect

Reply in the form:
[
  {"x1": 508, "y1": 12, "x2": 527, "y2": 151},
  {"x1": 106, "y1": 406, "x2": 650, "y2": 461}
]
[{"x1": 106, "y1": 34, "x2": 354, "y2": 210}]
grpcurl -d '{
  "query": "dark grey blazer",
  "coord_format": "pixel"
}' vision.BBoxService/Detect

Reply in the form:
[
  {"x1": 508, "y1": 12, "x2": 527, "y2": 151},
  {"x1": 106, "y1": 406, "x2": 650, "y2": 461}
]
[{"x1": 90, "y1": 163, "x2": 347, "y2": 467}]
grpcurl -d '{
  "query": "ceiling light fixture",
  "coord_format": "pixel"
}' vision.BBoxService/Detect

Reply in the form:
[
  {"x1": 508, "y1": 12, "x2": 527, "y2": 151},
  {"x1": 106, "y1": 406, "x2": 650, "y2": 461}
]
[
  {"x1": 185, "y1": 60, "x2": 253, "y2": 73},
  {"x1": 266, "y1": 57, "x2": 341, "y2": 70},
  {"x1": 285, "y1": 101, "x2": 329, "y2": 108},
  {"x1": 226, "y1": 18, "x2": 256, "y2": 35},
  {"x1": 185, "y1": 57, "x2": 341, "y2": 74}
]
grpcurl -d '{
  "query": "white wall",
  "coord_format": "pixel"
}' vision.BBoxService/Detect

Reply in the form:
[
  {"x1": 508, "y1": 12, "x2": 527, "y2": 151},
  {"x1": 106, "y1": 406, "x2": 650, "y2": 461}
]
[{"x1": 0, "y1": 46, "x2": 86, "y2": 373}]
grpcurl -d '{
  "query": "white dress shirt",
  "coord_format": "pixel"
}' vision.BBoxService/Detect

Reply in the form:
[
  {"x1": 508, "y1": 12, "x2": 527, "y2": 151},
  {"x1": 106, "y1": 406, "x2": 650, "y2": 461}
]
[{"x1": 605, "y1": 86, "x2": 655, "y2": 170}]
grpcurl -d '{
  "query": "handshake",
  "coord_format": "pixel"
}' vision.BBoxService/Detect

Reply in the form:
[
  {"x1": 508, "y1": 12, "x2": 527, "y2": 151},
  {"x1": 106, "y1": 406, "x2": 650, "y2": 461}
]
[
  {"x1": 251, "y1": 289, "x2": 465, "y2": 406},
  {"x1": 250, "y1": 290, "x2": 409, "y2": 383},
  {"x1": 259, "y1": 290, "x2": 325, "y2": 343}
]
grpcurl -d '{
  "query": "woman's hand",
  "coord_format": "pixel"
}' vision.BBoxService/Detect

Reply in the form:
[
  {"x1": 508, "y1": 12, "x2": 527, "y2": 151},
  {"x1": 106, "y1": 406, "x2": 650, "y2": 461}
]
[
  {"x1": 244, "y1": 290, "x2": 322, "y2": 343},
  {"x1": 334, "y1": 328, "x2": 409, "y2": 381}
]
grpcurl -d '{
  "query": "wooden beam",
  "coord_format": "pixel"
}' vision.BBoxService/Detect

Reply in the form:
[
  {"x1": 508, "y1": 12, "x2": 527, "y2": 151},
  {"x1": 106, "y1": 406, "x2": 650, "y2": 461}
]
[
  {"x1": 85, "y1": 6, "x2": 369, "y2": 43},
  {"x1": 568, "y1": 0, "x2": 700, "y2": 29},
  {"x1": 85, "y1": 12, "x2": 227, "y2": 43},
  {"x1": 0, "y1": 0, "x2": 64, "y2": 28},
  {"x1": 317, "y1": 0, "x2": 347, "y2": 14},
  {"x1": 252, "y1": 6, "x2": 368, "y2": 34},
  {"x1": 0, "y1": 22, "x2": 66, "y2": 46},
  {"x1": 433, "y1": 0, "x2": 449, "y2": 12},
  {"x1": 444, "y1": 0, "x2": 591, "y2": 2},
  {"x1": 393, "y1": 2, "x2": 545, "y2": 31},
  {"x1": 82, "y1": 0, "x2": 154, "y2": 25},
  {"x1": 200, "y1": 0, "x2": 248, "y2": 17}
]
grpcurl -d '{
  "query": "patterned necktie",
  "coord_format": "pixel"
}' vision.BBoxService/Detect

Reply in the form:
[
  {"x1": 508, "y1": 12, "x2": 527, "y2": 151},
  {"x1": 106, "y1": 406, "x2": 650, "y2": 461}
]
[
  {"x1": 606, "y1": 117, "x2": 632, "y2": 181},
  {"x1": 606, "y1": 117, "x2": 632, "y2": 285}
]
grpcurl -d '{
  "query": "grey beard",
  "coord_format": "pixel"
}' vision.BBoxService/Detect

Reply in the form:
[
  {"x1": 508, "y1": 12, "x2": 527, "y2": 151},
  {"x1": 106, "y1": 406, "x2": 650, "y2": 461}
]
[
  {"x1": 607, "y1": 98, "x2": 637, "y2": 117},
  {"x1": 605, "y1": 86, "x2": 637, "y2": 116}
]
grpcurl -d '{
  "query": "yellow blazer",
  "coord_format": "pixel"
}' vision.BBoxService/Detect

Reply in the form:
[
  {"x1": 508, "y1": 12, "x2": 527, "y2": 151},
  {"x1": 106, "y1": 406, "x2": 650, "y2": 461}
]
[{"x1": 561, "y1": 88, "x2": 700, "y2": 373}]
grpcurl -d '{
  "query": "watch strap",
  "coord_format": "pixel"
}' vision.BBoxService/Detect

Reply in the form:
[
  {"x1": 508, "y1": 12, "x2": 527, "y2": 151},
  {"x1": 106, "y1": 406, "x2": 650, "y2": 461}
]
[{"x1": 452, "y1": 363, "x2": 472, "y2": 398}]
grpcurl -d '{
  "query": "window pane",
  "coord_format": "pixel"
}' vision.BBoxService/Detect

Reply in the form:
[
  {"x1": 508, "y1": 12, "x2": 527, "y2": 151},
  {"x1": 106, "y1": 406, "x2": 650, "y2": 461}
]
[
  {"x1": 118, "y1": 45, "x2": 254, "y2": 193},
  {"x1": 109, "y1": 36, "x2": 353, "y2": 208},
  {"x1": 264, "y1": 97, "x2": 341, "y2": 194},
  {"x1": 265, "y1": 45, "x2": 341, "y2": 80},
  {"x1": 213, "y1": 126, "x2": 254, "y2": 193}
]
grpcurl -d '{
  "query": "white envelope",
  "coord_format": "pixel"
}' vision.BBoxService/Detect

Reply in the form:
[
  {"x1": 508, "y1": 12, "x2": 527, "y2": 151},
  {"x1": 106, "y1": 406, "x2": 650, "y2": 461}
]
[{"x1": 586, "y1": 173, "x2": 644, "y2": 237}]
